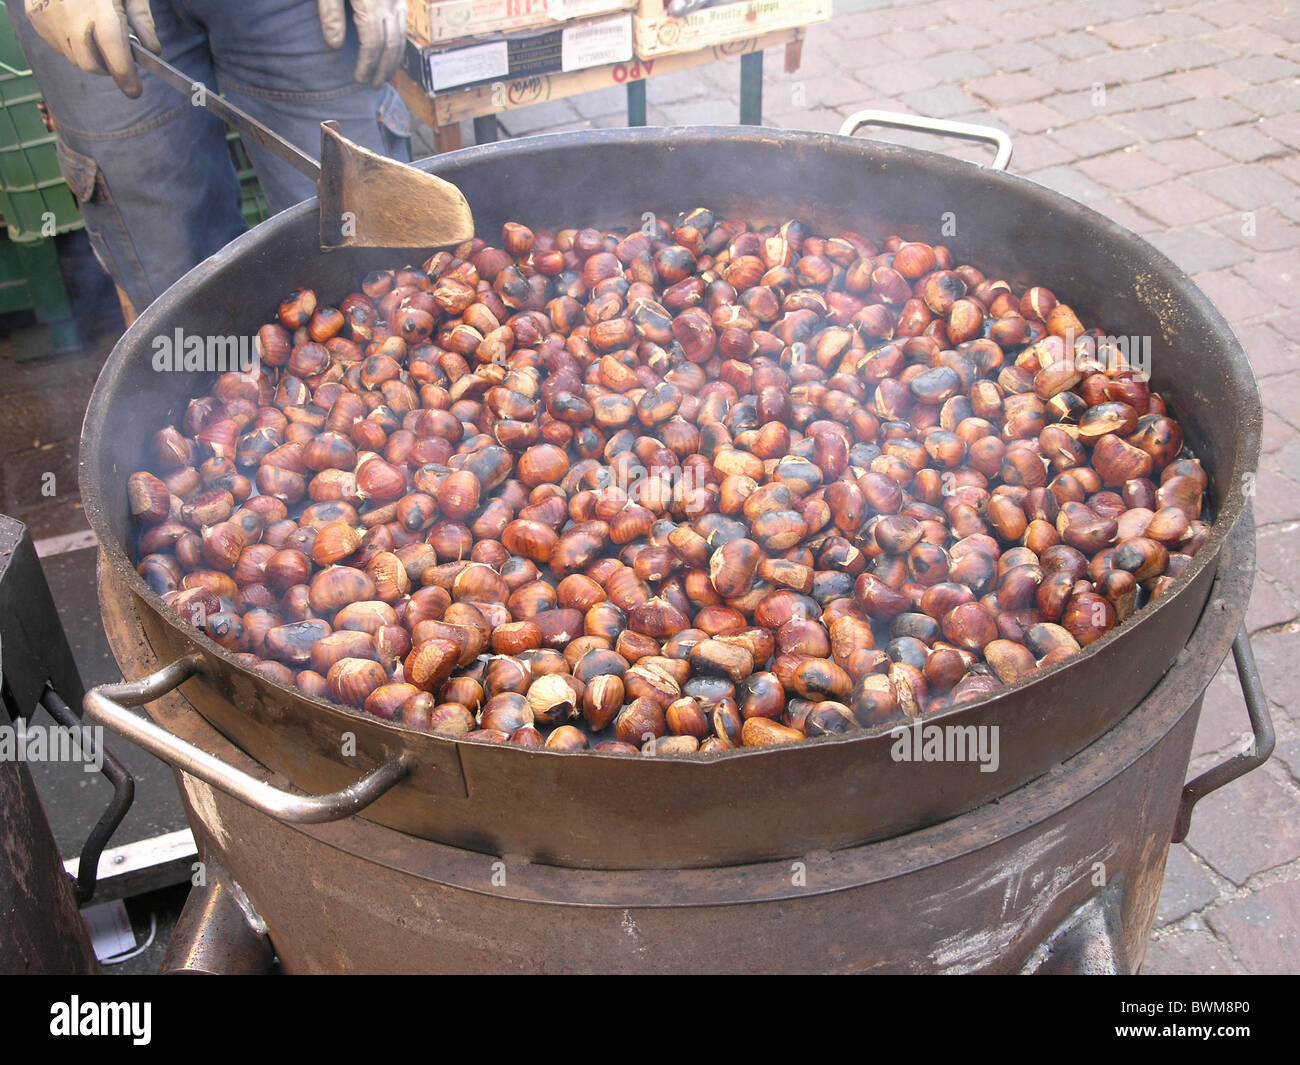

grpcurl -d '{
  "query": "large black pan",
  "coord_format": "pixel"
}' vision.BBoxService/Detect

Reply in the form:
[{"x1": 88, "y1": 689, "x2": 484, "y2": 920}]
[{"x1": 80, "y1": 126, "x2": 1261, "y2": 870}]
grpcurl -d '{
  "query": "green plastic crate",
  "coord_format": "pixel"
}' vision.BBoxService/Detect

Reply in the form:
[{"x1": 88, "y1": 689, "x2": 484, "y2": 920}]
[
  {"x1": 0, "y1": 5, "x2": 82, "y2": 241},
  {"x1": 0, "y1": 231, "x2": 77, "y2": 351}
]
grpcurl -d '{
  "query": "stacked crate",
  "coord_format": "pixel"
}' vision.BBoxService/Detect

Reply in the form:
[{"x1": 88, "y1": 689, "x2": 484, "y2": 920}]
[
  {"x1": 405, "y1": 0, "x2": 638, "y2": 92},
  {"x1": 631, "y1": 0, "x2": 831, "y2": 59},
  {"x1": 0, "y1": 6, "x2": 78, "y2": 351}
]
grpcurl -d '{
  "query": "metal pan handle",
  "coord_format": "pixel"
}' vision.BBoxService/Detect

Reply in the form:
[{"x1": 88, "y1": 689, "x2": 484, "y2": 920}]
[
  {"x1": 838, "y1": 110, "x2": 1013, "y2": 171},
  {"x1": 1171, "y1": 627, "x2": 1275, "y2": 843},
  {"x1": 84, "y1": 654, "x2": 409, "y2": 824}
]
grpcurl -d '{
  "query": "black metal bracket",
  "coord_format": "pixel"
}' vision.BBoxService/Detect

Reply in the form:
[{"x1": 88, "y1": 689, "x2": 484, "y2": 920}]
[
  {"x1": 39, "y1": 688, "x2": 135, "y2": 904},
  {"x1": 1172, "y1": 626, "x2": 1275, "y2": 843}
]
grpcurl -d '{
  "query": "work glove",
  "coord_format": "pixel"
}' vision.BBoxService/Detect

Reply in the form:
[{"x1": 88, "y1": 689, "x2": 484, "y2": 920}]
[
  {"x1": 25, "y1": 0, "x2": 162, "y2": 98},
  {"x1": 318, "y1": 0, "x2": 407, "y2": 89}
]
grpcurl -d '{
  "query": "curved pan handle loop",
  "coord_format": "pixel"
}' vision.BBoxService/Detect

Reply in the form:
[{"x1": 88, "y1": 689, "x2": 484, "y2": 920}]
[
  {"x1": 1171, "y1": 627, "x2": 1275, "y2": 843},
  {"x1": 84, "y1": 654, "x2": 410, "y2": 824},
  {"x1": 838, "y1": 110, "x2": 1013, "y2": 171}
]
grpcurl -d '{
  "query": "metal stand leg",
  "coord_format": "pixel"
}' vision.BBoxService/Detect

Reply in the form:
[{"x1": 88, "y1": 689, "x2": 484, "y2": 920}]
[
  {"x1": 473, "y1": 115, "x2": 499, "y2": 144},
  {"x1": 627, "y1": 79, "x2": 647, "y2": 127},
  {"x1": 740, "y1": 51, "x2": 763, "y2": 126}
]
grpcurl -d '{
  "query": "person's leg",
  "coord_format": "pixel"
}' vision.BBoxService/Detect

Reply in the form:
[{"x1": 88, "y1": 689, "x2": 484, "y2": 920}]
[
  {"x1": 191, "y1": 0, "x2": 393, "y2": 214},
  {"x1": 3, "y1": 0, "x2": 245, "y2": 311}
]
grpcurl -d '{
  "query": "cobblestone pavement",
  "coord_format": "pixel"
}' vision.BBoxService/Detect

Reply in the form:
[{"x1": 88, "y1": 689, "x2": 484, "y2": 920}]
[{"x1": 440, "y1": 0, "x2": 1300, "y2": 973}]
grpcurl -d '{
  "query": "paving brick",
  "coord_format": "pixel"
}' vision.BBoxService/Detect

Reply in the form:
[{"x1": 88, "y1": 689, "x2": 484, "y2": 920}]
[
  {"x1": 1235, "y1": 321, "x2": 1300, "y2": 380},
  {"x1": 496, "y1": 99, "x2": 581, "y2": 136},
  {"x1": 1186, "y1": 769, "x2": 1300, "y2": 885},
  {"x1": 1085, "y1": 0, "x2": 1157, "y2": 18},
  {"x1": 1194, "y1": 657, "x2": 1259, "y2": 760},
  {"x1": 779, "y1": 74, "x2": 875, "y2": 110},
  {"x1": 1094, "y1": 48, "x2": 1181, "y2": 85},
  {"x1": 1041, "y1": 30, "x2": 1110, "y2": 60},
  {"x1": 832, "y1": 8, "x2": 893, "y2": 40},
  {"x1": 860, "y1": 59, "x2": 942, "y2": 96},
  {"x1": 1206, "y1": 2, "x2": 1272, "y2": 30},
  {"x1": 1116, "y1": 107, "x2": 1199, "y2": 143},
  {"x1": 1076, "y1": 147, "x2": 1176, "y2": 192},
  {"x1": 1277, "y1": 736, "x2": 1300, "y2": 783},
  {"x1": 1192, "y1": 164, "x2": 1299, "y2": 212},
  {"x1": 1147, "y1": 10, "x2": 1216, "y2": 37},
  {"x1": 1201, "y1": 126, "x2": 1288, "y2": 164},
  {"x1": 975, "y1": 40, "x2": 1057, "y2": 73},
  {"x1": 1165, "y1": 67, "x2": 1250, "y2": 99},
  {"x1": 1047, "y1": 118, "x2": 1139, "y2": 158},
  {"x1": 1145, "y1": 225, "x2": 1252, "y2": 274},
  {"x1": 1023, "y1": 164, "x2": 1107, "y2": 203},
  {"x1": 1253, "y1": 464, "x2": 1300, "y2": 527},
  {"x1": 982, "y1": 11, "x2": 1059, "y2": 43},
  {"x1": 1006, "y1": 132, "x2": 1078, "y2": 172},
  {"x1": 1143, "y1": 136, "x2": 1232, "y2": 173},
  {"x1": 1207, "y1": 878, "x2": 1300, "y2": 974},
  {"x1": 1193, "y1": 268, "x2": 1279, "y2": 324},
  {"x1": 1140, "y1": 929, "x2": 1238, "y2": 974},
  {"x1": 1087, "y1": 193, "x2": 1163, "y2": 235},
  {"x1": 1260, "y1": 373, "x2": 1300, "y2": 435},
  {"x1": 655, "y1": 97, "x2": 741, "y2": 126},
  {"x1": 1156, "y1": 844, "x2": 1220, "y2": 926},
  {"x1": 878, "y1": 29, "x2": 944, "y2": 59},
  {"x1": 1211, "y1": 209, "x2": 1300, "y2": 257},
  {"x1": 922, "y1": 51, "x2": 994, "y2": 82},
  {"x1": 1274, "y1": 15, "x2": 1300, "y2": 42},
  {"x1": 1143, "y1": 39, "x2": 1235, "y2": 72},
  {"x1": 1245, "y1": 572, "x2": 1300, "y2": 635},
  {"x1": 1232, "y1": 250, "x2": 1300, "y2": 311},
  {"x1": 1123, "y1": 182, "x2": 1233, "y2": 227},
  {"x1": 880, "y1": 0, "x2": 947, "y2": 31},
  {"x1": 1166, "y1": 97, "x2": 1256, "y2": 132},
  {"x1": 649, "y1": 67, "x2": 732, "y2": 106},
  {"x1": 1030, "y1": 58, "x2": 1105, "y2": 93},
  {"x1": 987, "y1": 100, "x2": 1068, "y2": 135},
  {"x1": 898, "y1": 85, "x2": 981, "y2": 119},
  {"x1": 1092, "y1": 19, "x2": 1162, "y2": 49},
  {"x1": 1045, "y1": 89, "x2": 1110, "y2": 121},
  {"x1": 1108, "y1": 79, "x2": 1196, "y2": 110},
  {"x1": 922, "y1": 22, "x2": 999, "y2": 52},
  {"x1": 1270, "y1": 153, "x2": 1300, "y2": 191},
  {"x1": 1273, "y1": 439, "x2": 1300, "y2": 484},
  {"x1": 1220, "y1": 55, "x2": 1300, "y2": 85},
  {"x1": 1233, "y1": 83, "x2": 1300, "y2": 118},
  {"x1": 1261, "y1": 410, "x2": 1298, "y2": 456},
  {"x1": 1037, "y1": 1, "x2": 1095, "y2": 32},
  {"x1": 566, "y1": 85, "x2": 631, "y2": 120},
  {"x1": 1248, "y1": 623, "x2": 1300, "y2": 725},
  {"x1": 966, "y1": 71, "x2": 1053, "y2": 106},
  {"x1": 1279, "y1": 199, "x2": 1300, "y2": 226}
]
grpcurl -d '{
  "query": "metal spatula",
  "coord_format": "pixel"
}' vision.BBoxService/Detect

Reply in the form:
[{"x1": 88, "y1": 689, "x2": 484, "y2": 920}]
[{"x1": 129, "y1": 38, "x2": 474, "y2": 251}]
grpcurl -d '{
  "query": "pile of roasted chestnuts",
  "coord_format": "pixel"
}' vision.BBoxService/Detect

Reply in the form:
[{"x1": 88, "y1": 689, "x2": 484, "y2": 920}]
[{"x1": 127, "y1": 207, "x2": 1209, "y2": 755}]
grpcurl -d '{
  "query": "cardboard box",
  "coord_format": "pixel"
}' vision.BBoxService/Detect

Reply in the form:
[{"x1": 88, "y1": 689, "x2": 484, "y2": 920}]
[
  {"x1": 409, "y1": 0, "x2": 638, "y2": 45},
  {"x1": 404, "y1": 13, "x2": 634, "y2": 91},
  {"x1": 396, "y1": 27, "x2": 801, "y2": 126},
  {"x1": 634, "y1": 0, "x2": 829, "y2": 57}
]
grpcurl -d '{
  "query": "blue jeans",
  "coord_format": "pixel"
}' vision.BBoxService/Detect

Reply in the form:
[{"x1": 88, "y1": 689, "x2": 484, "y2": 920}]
[{"x1": 5, "y1": 0, "x2": 397, "y2": 310}]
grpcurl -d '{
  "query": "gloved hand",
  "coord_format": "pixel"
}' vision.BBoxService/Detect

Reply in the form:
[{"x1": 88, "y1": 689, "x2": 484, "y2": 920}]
[
  {"x1": 318, "y1": 0, "x2": 406, "y2": 89},
  {"x1": 25, "y1": 0, "x2": 162, "y2": 98}
]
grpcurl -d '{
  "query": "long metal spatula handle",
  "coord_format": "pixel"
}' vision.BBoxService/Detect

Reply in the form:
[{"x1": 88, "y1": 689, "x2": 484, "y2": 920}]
[{"x1": 128, "y1": 36, "x2": 320, "y2": 182}]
